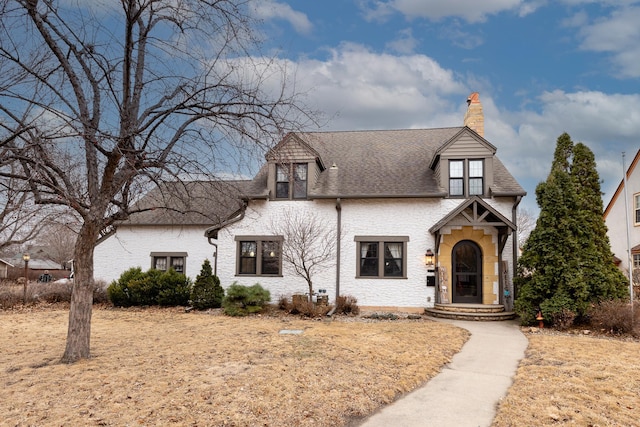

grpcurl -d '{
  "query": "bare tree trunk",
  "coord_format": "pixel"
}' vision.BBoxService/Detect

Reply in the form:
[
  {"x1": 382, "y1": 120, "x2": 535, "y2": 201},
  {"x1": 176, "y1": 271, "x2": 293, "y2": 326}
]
[{"x1": 60, "y1": 224, "x2": 97, "y2": 363}]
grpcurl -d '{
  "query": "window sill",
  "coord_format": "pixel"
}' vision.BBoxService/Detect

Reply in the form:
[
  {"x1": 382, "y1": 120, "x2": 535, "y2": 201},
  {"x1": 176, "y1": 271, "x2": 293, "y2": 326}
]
[
  {"x1": 355, "y1": 276, "x2": 407, "y2": 280},
  {"x1": 235, "y1": 274, "x2": 283, "y2": 278}
]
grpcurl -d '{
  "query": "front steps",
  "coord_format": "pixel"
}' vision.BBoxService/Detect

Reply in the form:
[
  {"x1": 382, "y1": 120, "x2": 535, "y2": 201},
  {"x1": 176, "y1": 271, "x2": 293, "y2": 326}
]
[{"x1": 424, "y1": 303, "x2": 517, "y2": 321}]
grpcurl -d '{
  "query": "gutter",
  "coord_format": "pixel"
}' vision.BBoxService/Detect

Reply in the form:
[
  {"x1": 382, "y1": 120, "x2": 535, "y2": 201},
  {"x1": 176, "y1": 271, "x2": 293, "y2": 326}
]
[
  {"x1": 205, "y1": 201, "x2": 249, "y2": 276},
  {"x1": 311, "y1": 192, "x2": 449, "y2": 200},
  {"x1": 204, "y1": 200, "x2": 248, "y2": 240}
]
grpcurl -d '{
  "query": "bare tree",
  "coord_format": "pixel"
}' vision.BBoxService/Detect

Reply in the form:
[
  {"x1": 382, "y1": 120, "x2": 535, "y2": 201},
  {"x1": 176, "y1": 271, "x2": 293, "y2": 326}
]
[
  {"x1": 38, "y1": 221, "x2": 79, "y2": 268},
  {"x1": 0, "y1": 173, "x2": 58, "y2": 252},
  {"x1": 517, "y1": 207, "x2": 537, "y2": 247},
  {"x1": 0, "y1": 0, "x2": 314, "y2": 362},
  {"x1": 270, "y1": 209, "x2": 339, "y2": 301}
]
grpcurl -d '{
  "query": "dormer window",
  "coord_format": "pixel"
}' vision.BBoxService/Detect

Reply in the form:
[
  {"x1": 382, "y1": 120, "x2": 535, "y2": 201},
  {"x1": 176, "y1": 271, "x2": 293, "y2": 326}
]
[
  {"x1": 449, "y1": 159, "x2": 484, "y2": 197},
  {"x1": 469, "y1": 160, "x2": 484, "y2": 196},
  {"x1": 276, "y1": 163, "x2": 308, "y2": 199}
]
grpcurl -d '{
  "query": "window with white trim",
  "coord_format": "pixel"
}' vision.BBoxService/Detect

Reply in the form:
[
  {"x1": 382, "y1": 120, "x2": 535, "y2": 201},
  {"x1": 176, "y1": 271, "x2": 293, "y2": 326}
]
[
  {"x1": 151, "y1": 252, "x2": 187, "y2": 274},
  {"x1": 449, "y1": 159, "x2": 485, "y2": 197},
  {"x1": 635, "y1": 193, "x2": 640, "y2": 225},
  {"x1": 236, "y1": 236, "x2": 283, "y2": 276},
  {"x1": 355, "y1": 236, "x2": 408, "y2": 278}
]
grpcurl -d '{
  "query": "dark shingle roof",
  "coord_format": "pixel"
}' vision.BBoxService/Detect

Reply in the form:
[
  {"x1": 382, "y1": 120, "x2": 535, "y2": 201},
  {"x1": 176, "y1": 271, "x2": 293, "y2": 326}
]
[
  {"x1": 122, "y1": 180, "x2": 250, "y2": 226},
  {"x1": 124, "y1": 127, "x2": 526, "y2": 227},
  {"x1": 247, "y1": 127, "x2": 525, "y2": 198}
]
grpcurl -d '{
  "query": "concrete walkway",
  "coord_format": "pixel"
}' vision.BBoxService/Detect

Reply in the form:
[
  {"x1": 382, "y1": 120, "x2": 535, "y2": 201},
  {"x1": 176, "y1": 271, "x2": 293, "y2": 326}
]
[{"x1": 356, "y1": 319, "x2": 528, "y2": 427}]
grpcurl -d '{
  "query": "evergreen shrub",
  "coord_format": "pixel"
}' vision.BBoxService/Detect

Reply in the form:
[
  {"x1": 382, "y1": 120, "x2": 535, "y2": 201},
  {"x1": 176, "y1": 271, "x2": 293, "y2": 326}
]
[
  {"x1": 190, "y1": 259, "x2": 224, "y2": 310},
  {"x1": 222, "y1": 282, "x2": 270, "y2": 316},
  {"x1": 107, "y1": 267, "x2": 191, "y2": 307}
]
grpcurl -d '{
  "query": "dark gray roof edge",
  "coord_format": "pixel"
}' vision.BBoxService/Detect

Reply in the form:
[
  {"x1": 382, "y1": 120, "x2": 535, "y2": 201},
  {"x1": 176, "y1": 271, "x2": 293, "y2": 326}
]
[
  {"x1": 310, "y1": 192, "x2": 449, "y2": 199},
  {"x1": 491, "y1": 190, "x2": 527, "y2": 197}
]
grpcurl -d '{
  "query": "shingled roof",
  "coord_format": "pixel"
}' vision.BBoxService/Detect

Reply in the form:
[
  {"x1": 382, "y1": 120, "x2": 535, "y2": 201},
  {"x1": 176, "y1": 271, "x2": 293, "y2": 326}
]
[
  {"x1": 248, "y1": 127, "x2": 525, "y2": 198},
  {"x1": 122, "y1": 180, "x2": 250, "y2": 226},
  {"x1": 122, "y1": 127, "x2": 525, "y2": 228}
]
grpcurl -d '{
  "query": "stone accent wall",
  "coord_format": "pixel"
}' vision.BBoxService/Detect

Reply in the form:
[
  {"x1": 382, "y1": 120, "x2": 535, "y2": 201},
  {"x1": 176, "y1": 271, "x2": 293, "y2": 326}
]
[{"x1": 437, "y1": 225, "x2": 499, "y2": 304}]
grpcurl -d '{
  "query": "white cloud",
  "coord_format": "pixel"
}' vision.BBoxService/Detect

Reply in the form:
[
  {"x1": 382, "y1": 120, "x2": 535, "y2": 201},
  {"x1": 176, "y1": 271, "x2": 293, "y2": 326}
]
[
  {"x1": 490, "y1": 89, "x2": 640, "y2": 211},
  {"x1": 361, "y1": 0, "x2": 527, "y2": 23},
  {"x1": 574, "y1": 6, "x2": 640, "y2": 77},
  {"x1": 251, "y1": 0, "x2": 313, "y2": 35},
  {"x1": 385, "y1": 28, "x2": 420, "y2": 54},
  {"x1": 292, "y1": 43, "x2": 468, "y2": 130},
  {"x1": 248, "y1": 43, "x2": 639, "y2": 213}
]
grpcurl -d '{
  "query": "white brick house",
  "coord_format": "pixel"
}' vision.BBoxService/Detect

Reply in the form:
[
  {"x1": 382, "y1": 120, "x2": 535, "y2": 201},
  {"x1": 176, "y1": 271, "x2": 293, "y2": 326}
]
[{"x1": 95, "y1": 93, "x2": 526, "y2": 313}]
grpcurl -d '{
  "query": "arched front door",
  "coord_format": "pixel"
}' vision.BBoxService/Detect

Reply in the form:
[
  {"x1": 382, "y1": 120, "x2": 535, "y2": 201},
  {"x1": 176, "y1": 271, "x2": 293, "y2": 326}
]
[{"x1": 452, "y1": 240, "x2": 482, "y2": 304}]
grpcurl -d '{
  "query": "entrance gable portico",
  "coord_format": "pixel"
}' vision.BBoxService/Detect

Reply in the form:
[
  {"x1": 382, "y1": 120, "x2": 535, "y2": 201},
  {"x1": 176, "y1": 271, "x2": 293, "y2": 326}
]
[{"x1": 429, "y1": 197, "x2": 516, "y2": 306}]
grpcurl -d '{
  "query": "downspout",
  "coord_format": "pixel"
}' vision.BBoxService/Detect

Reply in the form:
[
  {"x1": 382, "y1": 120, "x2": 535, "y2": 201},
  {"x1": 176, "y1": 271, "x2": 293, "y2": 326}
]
[
  {"x1": 210, "y1": 243, "x2": 218, "y2": 276},
  {"x1": 328, "y1": 197, "x2": 342, "y2": 317},
  {"x1": 511, "y1": 196, "x2": 523, "y2": 306}
]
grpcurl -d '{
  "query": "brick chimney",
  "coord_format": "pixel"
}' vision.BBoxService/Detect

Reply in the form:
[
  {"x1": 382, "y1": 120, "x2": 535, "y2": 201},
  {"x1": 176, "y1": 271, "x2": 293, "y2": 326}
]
[{"x1": 463, "y1": 92, "x2": 484, "y2": 137}]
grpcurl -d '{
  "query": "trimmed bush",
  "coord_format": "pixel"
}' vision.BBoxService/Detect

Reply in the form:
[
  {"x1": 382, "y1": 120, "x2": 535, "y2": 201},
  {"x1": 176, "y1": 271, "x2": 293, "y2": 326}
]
[
  {"x1": 222, "y1": 282, "x2": 270, "y2": 316},
  {"x1": 157, "y1": 269, "x2": 192, "y2": 306},
  {"x1": 190, "y1": 259, "x2": 224, "y2": 310},
  {"x1": 107, "y1": 267, "x2": 191, "y2": 307}
]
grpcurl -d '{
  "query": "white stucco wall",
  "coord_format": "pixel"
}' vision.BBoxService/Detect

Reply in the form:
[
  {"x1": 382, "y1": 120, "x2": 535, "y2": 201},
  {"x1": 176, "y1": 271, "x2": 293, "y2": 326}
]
[
  {"x1": 94, "y1": 225, "x2": 215, "y2": 284},
  {"x1": 94, "y1": 196, "x2": 517, "y2": 310}
]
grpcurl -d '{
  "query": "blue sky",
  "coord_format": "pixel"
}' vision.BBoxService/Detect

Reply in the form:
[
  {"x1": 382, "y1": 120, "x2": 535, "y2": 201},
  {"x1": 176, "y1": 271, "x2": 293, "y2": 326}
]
[{"x1": 250, "y1": 0, "x2": 640, "y2": 214}]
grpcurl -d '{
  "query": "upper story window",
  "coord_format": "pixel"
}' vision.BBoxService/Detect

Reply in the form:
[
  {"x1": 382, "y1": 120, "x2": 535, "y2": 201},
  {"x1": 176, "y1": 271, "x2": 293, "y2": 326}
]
[
  {"x1": 635, "y1": 193, "x2": 640, "y2": 225},
  {"x1": 276, "y1": 163, "x2": 308, "y2": 199},
  {"x1": 449, "y1": 159, "x2": 484, "y2": 197},
  {"x1": 355, "y1": 236, "x2": 408, "y2": 279},
  {"x1": 151, "y1": 252, "x2": 187, "y2": 274},
  {"x1": 236, "y1": 236, "x2": 283, "y2": 276}
]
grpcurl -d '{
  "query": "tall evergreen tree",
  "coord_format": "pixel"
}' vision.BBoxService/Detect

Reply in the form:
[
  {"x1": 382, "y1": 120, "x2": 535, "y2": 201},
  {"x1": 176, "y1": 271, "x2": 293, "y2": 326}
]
[
  {"x1": 571, "y1": 143, "x2": 627, "y2": 300},
  {"x1": 515, "y1": 133, "x2": 625, "y2": 325}
]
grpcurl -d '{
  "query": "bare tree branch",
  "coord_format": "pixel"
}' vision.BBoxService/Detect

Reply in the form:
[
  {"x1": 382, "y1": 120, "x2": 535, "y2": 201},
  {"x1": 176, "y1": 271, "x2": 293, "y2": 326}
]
[
  {"x1": 0, "y1": 0, "x2": 317, "y2": 362},
  {"x1": 270, "y1": 208, "x2": 339, "y2": 300}
]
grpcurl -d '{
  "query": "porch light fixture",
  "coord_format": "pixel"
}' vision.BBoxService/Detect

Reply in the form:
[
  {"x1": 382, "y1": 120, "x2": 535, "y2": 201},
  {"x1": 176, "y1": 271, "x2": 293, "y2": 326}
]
[{"x1": 424, "y1": 249, "x2": 435, "y2": 266}]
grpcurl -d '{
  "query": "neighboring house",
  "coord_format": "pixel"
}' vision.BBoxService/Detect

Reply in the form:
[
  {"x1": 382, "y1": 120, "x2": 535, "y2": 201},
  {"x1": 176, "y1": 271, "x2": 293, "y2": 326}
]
[
  {"x1": 604, "y1": 149, "x2": 640, "y2": 278},
  {"x1": 0, "y1": 258, "x2": 14, "y2": 279},
  {"x1": 95, "y1": 93, "x2": 526, "y2": 312}
]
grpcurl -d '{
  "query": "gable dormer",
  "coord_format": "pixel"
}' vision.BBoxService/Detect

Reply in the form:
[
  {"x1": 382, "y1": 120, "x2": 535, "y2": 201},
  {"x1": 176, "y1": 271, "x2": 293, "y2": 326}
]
[
  {"x1": 265, "y1": 133, "x2": 325, "y2": 200},
  {"x1": 430, "y1": 127, "x2": 496, "y2": 198}
]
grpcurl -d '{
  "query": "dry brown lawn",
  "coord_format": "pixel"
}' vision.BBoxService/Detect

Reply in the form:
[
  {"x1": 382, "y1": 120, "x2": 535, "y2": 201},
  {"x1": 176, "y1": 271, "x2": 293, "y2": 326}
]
[
  {"x1": 493, "y1": 331, "x2": 640, "y2": 427},
  {"x1": 0, "y1": 305, "x2": 468, "y2": 427}
]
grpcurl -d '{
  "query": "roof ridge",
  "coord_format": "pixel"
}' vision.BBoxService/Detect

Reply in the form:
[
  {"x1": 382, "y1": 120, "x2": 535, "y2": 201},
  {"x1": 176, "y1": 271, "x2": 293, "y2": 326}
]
[{"x1": 300, "y1": 126, "x2": 464, "y2": 135}]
